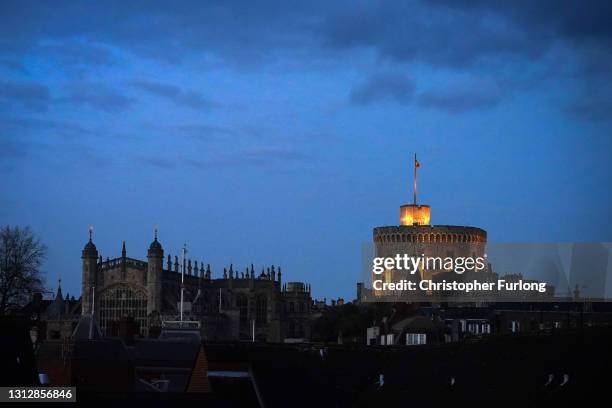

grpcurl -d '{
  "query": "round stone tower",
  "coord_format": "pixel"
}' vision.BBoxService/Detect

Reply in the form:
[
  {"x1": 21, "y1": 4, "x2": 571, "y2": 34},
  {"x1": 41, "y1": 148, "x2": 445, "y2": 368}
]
[{"x1": 372, "y1": 156, "x2": 488, "y2": 290}]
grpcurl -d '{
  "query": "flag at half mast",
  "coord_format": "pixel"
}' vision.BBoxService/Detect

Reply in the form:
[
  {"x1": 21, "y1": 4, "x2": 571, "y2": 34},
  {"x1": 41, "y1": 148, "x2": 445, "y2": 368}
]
[
  {"x1": 400, "y1": 154, "x2": 430, "y2": 226},
  {"x1": 413, "y1": 154, "x2": 420, "y2": 204}
]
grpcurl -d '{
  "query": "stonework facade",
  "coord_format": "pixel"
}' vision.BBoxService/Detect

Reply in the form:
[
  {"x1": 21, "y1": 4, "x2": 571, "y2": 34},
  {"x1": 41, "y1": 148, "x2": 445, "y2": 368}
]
[
  {"x1": 369, "y1": 196, "x2": 489, "y2": 299},
  {"x1": 81, "y1": 235, "x2": 312, "y2": 342},
  {"x1": 373, "y1": 225, "x2": 487, "y2": 282}
]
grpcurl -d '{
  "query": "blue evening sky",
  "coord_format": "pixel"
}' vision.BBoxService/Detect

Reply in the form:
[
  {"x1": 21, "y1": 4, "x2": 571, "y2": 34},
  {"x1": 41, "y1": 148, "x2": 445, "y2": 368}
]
[{"x1": 1, "y1": 1, "x2": 611, "y2": 300}]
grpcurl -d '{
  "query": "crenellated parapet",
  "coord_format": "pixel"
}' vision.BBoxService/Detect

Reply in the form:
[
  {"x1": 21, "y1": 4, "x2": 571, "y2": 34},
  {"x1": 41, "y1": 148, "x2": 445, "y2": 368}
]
[
  {"x1": 98, "y1": 257, "x2": 148, "y2": 272},
  {"x1": 373, "y1": 225, "x2": 487, "y2": 244}
]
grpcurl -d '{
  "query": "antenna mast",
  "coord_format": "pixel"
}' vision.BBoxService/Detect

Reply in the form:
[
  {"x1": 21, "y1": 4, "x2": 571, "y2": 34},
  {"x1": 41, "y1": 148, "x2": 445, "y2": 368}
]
[
  {"x1": 90, "y1": 285, "x2": 96, "y2": 339},
  {"x1": 413, "y1": 153, "x2": 419, "y2": 205},
  {"x1": 180, "y1": 243, "x2": 187, "y2": 322}
]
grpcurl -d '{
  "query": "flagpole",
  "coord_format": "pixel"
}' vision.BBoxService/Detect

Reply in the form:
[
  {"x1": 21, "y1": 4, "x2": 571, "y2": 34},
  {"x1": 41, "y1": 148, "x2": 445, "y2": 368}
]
[
  {"x1": 413, "y1": 153, "x2": 417, "y2": 205},
  {"x1": 90, "y1": 285, "x2": 95, "y2": 340},
  {"x1": 180, "y1": 243, "x2": 186, "y2": 322}
]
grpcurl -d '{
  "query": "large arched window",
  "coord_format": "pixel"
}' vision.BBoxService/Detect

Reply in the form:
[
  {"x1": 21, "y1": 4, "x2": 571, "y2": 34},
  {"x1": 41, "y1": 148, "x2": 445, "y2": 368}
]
[
  {"x1": 256, "y1": 294, "x2": 267, "y2": 325},
  {"x1": 236, "y1": 293, "x2": 248, "y2": 326},
  {"x1": 99, "y1": 284, "x2": 147, "y2": 336}
]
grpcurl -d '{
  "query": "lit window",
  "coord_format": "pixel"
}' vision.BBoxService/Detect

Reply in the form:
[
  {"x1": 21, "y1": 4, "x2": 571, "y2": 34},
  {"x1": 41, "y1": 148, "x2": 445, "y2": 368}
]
[{"x1": 406, "y1": 333, "x2": 426, "y2": 345}]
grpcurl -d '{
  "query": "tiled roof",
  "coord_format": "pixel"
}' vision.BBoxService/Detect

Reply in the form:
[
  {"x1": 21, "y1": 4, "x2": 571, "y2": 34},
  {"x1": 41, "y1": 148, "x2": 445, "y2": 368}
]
[{"x1": 186, "y1": 346, "x2": 211, "y2": 393}]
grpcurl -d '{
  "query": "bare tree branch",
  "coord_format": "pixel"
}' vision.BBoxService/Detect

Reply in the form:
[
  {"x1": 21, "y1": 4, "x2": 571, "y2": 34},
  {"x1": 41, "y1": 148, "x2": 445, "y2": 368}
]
[{"x1": 0, "y1": 226, "x2": 47, "y2": 315}]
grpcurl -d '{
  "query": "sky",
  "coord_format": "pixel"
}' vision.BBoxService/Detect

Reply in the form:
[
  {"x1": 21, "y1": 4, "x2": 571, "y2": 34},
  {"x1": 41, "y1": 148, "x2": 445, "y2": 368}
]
[{"x1": 1, "y1": 0, "x2": 611, "y2": 301}]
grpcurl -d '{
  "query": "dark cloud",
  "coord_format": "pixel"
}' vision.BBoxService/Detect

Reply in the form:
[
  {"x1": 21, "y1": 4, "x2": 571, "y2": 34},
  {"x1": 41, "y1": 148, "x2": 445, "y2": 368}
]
[
  {"x1": 36, "y1": 41, "x2": 119, "y2": 68},
  {"x1": 320, "y1": 2, "x2": 549, "y2": 68},
  {"x1": 350, "y1": 72, "x2": 414, "y2": 105},
  {"x1": 417, "y1": 79, "x2": 505, "y2": 113},
  {"x1": 430, "y1": 0, "x2": 612, "y2": 47},
  {"x1": 1, "y1": 1, "x2": 612, "y2": 119},
  {"x1": 2, "y1": 1, "x2": 610, "y2": 70},
  {"x1": 350, "y1": 73, "x2": 505, "y2": 112},
  {"x1": 0, "y1": 1, "x2": 321, "y2": 65},
  {"x1": 60, "y1": 83, "x2": 134, "y2": 113},
  {"x1": 0, "y1": 116, "x2": 100, "y2": 166},
  {"x1": 565, "y1": 84, "x2": 612, "y2": 122},
  {"x1": 132, "y1": 80, "x2": 215, "y2": 109},
  {"x1": 426, "y1": 0, "x2": 612, "y2": 119},
  {"x1": 0, "y1": 117, "x2": 93, "y2": 138},
  {"x1": 0, "y1": 59, "x2": 29, "y2": 74},
  {"x1": 0, "y1": 80, "x2": 50, "y2": 111},
  {"x1": 323, "y1": 1, "x2": 612, "y2": 118},
  {"x1": 567, "y1": 98, "x2": 612, "y2": 122},
  {"x1": 0, "y1": 117, "x2": 107, "y2": 173}
]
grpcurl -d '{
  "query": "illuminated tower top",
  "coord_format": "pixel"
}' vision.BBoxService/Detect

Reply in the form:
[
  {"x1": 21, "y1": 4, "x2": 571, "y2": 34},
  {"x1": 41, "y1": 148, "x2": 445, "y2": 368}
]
[{"x1": 399, "y1": 154, "x2": 430, "y2": 225}]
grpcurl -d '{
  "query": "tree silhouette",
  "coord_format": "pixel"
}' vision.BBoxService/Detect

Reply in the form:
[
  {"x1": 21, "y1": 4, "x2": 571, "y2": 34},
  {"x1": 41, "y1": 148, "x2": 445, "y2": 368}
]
[{"x1": 0, "y1": 226, "x2": 46, "y2": 315}]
